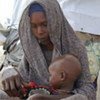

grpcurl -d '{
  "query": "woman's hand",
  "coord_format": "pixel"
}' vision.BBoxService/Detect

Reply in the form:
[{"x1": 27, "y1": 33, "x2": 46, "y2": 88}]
[{"x1": 1, "y1": 66, "x2": 21, "y2": 97}]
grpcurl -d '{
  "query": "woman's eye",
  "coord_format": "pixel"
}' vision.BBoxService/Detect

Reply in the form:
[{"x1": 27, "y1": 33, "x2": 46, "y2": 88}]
[{"x1": 42, "y1": 22, "x2": 47, "y2": 27}]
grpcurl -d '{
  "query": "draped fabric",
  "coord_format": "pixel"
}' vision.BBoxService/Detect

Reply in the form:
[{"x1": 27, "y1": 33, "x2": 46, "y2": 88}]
[{"x1": 18, "y1": 0, "x2": 96, "y2": 100}]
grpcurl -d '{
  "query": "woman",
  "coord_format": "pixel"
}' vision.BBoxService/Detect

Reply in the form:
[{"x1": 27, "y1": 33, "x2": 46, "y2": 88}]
[{"x1": 1, "y1": 0, "x2": 95, "y2": 100}]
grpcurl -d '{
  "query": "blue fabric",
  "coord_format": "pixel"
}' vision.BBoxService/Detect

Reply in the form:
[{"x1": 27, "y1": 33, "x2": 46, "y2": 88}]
[{"x1": 29, "y1": 3, "x2": 45, "y2": 16}]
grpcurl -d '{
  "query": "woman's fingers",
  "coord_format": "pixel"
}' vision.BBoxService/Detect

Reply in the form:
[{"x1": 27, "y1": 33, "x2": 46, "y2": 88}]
[
  {"x1": 9, "y1": 76, "x2": 19, "y2": 96},
  {"x1": 15, "y1": 75, "x2": 21, "y2": 89},
  {"x1": 2, "y1": 79, "x2": 13, "y2": 96},
  {"x1": 2, "y1": 79, "x2": 10, "y2": 91},
  {"x1": 2, "y1": 75, "x2": 21, "y2": 97},
  {"x1": 1, "y1": 67, "x2": 23, "y2": 97}
]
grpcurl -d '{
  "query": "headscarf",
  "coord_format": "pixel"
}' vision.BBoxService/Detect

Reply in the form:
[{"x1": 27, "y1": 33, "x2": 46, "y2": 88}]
[
  {"x1": 18, "y1": 0, "x2": 95, "y2": 100},
  {"x1": 28, "y1": 3, "x2": 45, "y2": 16}
]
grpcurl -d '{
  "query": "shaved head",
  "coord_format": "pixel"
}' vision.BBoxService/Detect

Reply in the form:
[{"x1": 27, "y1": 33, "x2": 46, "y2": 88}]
[{"x1": 49, "y1": 54, "x2": 82, "y2": 84}]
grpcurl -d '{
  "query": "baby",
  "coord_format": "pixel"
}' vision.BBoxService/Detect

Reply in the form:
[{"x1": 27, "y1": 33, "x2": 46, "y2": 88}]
[{"x1": 27, "y1": 54, "x2": 82, "y2": 100}]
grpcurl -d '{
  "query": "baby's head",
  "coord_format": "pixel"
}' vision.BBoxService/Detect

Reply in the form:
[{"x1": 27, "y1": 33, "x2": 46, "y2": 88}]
[{"x1": 49, "y1": 54, "x2": 82, "y2": 89}]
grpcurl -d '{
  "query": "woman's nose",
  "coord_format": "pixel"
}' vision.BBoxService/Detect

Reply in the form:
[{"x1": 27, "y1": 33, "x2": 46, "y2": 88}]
[{"x1": 37, "y1": 26, "x2": 43, "y2": 35}]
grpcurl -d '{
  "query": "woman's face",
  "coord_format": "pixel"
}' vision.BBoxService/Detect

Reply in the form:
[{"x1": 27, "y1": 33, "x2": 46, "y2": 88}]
[{"x1": 30, "y1": 12, "x2": 49, "y2": 42}]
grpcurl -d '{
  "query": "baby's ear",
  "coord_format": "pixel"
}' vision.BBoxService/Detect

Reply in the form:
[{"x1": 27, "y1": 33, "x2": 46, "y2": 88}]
[{"x1": 60, "y1": 71, "x2": 67, "y2": 81}]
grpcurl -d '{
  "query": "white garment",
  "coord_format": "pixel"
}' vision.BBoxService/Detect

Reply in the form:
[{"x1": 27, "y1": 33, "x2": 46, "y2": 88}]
[{"x1": 0, "y1": 33, "x2": 6, "y2": 46}]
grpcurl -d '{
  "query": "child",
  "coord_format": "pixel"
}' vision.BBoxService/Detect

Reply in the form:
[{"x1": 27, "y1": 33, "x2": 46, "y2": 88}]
[
  {"x1": 49, "y1": 54, "x2": 81, "y2": 94},
  {"x1": 26, "y1": 54, "x2": 83, "y2": 100}
]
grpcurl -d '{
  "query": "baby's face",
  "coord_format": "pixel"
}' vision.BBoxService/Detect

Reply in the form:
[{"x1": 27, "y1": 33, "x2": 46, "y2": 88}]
[{"x1": 49, "y1": 64, "x2": 62, "y2": 89}]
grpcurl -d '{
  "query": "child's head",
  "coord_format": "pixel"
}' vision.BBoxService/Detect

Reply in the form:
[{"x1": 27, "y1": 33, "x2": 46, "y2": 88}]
[{"x1": 49, "y1": 54, "x2": 82, "y2": 89}]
